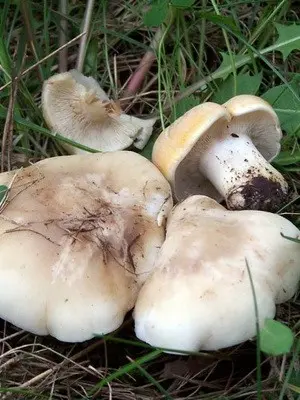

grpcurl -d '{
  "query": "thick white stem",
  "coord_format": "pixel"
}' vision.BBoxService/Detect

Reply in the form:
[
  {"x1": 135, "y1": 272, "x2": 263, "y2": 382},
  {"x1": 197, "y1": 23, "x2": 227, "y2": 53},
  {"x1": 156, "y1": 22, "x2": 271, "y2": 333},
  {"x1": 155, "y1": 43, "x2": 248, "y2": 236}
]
[{"x1": 198, "y1": 133, "x2": 288, "y2": 210}]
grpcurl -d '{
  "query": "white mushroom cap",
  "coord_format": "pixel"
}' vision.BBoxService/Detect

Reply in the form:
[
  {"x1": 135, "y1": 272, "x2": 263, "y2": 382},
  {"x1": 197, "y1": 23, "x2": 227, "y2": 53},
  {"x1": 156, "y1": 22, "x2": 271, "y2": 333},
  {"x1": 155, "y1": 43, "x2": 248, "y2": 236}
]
[
  {"x1": 134, "y1": 195, "x2": 300, "y2": 353},
  {"x1": 0, "y1": 151, "x2": 172, "y2": 342},
  {"x1": 42, "y1": 70, "x2": 156, "y2": 154},
  {"x1": 152, "y1": 95, "x2": 288, "y2": 211}
]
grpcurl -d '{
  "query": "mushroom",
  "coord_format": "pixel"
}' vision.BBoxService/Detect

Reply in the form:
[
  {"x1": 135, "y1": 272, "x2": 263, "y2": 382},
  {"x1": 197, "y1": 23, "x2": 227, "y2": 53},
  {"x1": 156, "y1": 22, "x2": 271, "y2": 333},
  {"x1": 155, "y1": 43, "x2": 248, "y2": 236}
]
[
  {"x1": 134, "y1": 195, "x2": 300, "y2": 353},
  {"x1": 42, "y1": 69, "x2": 156, "y2": 154},
  {"x1": 152, "y1": 95, "x2": 288, "y2": 211},
  {"x1": 0, "y1": 151, "x2": 172, "y2": 342}
]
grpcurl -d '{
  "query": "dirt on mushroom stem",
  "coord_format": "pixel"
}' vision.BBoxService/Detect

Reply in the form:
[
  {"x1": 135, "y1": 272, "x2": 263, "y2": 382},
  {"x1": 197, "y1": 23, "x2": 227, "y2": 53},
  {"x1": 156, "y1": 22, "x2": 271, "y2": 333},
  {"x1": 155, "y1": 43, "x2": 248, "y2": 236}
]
[{"x1": 226, "y1": 175, "x2": 290, "y2": 212}]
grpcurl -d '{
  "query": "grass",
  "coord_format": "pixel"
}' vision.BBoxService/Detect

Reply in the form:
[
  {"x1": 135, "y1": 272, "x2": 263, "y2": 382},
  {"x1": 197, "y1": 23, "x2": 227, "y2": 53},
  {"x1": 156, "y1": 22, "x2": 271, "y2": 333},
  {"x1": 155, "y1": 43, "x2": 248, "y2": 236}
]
[{"x1": 0, "y1": 0, "x2": 300, "y2": 398}]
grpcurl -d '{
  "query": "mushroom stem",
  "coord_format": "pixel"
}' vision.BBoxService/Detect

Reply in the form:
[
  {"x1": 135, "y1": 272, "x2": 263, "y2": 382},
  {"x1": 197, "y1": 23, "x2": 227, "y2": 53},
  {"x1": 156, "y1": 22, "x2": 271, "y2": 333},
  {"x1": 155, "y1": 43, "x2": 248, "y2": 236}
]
[{"x1": 198, "y1": 132, "x2": 288, "y2": 211}]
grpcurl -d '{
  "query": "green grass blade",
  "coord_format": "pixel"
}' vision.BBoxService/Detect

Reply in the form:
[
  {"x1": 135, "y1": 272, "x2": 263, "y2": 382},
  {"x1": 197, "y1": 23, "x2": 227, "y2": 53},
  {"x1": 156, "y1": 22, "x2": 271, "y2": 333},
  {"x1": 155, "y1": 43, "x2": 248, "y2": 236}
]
[
  {"x1": 127, "y1": 356, "x2": 173, "y2": 399},
  {"x1": 279, "y1": 339, "x2": 300, "y2": 400},
  {"x1": 0, "y1": 110, "x2": 99, "y2": 153},
  {"x1": 87, "y1": 349, "x2": 163, "y2": 397},
  {"x1": 175, "y1": 17, "x2": 300, "y2": 104},
  {"x1": 245, "y1": 258, "x2": 262, "y2": 400}
]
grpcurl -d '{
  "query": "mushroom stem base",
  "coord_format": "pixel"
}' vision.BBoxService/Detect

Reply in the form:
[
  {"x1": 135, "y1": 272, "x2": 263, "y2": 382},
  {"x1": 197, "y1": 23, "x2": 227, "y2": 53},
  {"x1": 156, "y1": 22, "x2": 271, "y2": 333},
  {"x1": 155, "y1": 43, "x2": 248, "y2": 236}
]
[{"x1": 198, "y1": 132, "x2": 288, "y2": 211}]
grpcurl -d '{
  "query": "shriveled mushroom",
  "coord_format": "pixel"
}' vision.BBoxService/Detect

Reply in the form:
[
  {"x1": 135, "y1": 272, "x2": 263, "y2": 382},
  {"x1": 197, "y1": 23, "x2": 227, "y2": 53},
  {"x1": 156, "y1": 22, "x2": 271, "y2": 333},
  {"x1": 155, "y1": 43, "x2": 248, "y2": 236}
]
[
  {"x1": 152, "y1": 95, "x2": 288, "y2": 211},
  {"x1": 42, "y1": 70, "x2": 156, "y2": 154},
  {"x1": 0, "y1": 151, "x2": 172, "y2": 342},
  {"x1": 134, "y1": 195, "x2": 300, "y2": 353}
]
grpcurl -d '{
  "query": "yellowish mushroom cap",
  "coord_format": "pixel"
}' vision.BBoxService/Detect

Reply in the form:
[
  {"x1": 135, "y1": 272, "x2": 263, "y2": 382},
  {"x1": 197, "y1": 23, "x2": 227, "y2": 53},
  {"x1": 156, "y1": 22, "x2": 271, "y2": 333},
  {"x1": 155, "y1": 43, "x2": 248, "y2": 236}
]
[{"x1": 152, "y1": 102, "x2": 228, "y2": 201}]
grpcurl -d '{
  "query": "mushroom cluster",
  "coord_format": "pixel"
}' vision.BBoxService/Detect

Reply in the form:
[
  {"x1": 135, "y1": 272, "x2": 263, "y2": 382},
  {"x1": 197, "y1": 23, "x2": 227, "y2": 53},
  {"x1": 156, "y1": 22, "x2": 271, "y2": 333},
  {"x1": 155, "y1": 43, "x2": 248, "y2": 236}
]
[
  {"x1": 42, "y1": 70, "x2": 156, "y2": 154},
  {"x1": 0, "y1": 151, "x2": 172, "y2": 342},
  {"x1": 0, "y1": 85, "x2": 299, "y2": 355}
]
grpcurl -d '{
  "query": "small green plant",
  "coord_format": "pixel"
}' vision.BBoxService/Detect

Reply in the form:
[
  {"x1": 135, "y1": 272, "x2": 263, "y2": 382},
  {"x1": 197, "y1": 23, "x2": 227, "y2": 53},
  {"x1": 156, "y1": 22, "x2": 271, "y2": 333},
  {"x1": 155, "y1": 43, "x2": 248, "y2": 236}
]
[
  {"x1": 259, "y1": 319, "x2": 294, "y2": 356},
  {"x1": 143, "y1": 0, "x2": 195, "y2": 27}
]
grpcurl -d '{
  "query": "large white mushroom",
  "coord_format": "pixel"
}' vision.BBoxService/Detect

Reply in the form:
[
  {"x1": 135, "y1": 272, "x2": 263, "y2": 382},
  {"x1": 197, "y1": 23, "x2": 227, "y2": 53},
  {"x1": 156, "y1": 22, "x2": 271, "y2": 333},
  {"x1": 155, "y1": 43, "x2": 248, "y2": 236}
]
[
  {"x1": 152, "y1": 95, "x2": 289, "y2": 212},
  {"x1": 134, "y1": 195, "x2": 300, "y2": 353},
  {"x1": 0, "y1": 151, "x2": 172, "y2": 342},
  {"x1": 42, "y1": 70, "x2": 156, "y2": 154}
]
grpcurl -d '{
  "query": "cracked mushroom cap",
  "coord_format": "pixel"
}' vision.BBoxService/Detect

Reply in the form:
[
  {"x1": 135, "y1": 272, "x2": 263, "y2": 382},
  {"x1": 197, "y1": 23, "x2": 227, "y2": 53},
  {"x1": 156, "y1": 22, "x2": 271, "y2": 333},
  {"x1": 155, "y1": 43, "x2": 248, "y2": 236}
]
[
  {"x1": 0, "y1": 151, "x2": 172, "y2": 342},
  {"x1": 42, "y1": 70, "x2": 156, "y2": 154},
  {"x1": 152, "y1": 95, "x2": 283, "y2": 203},
  {"x1": 134, "y1": 195, "x2": 300, "y2": 353}
]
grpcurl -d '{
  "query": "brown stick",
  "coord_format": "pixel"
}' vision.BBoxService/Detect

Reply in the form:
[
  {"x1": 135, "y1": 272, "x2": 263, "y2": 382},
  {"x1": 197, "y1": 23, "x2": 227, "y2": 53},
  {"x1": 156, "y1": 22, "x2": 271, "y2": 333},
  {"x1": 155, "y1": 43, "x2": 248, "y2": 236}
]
[
  {"x1": 59, "y1": 0, "x2": 68, "y2": 72},
  {"x1": 76, "y1": 0, "x2": 95, "y2": 72},
  {"x1": 20, "y1": 0, "x2": 44, "y2": 82},
  {"x1": 1, "y1": 66, "x2": 22, "y2": 172},
  {"x1": 121, "y1": 27, "x2": 163, "y2": 109}
]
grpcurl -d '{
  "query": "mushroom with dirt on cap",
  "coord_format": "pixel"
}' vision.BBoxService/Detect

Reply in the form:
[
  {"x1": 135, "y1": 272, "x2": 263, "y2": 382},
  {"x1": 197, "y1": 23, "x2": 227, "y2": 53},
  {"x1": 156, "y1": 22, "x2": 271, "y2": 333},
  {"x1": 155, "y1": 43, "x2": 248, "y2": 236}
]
[
  {"x1": 152, "y1": 95, "x2": 289, "y2": 212},
  {"x1": 0, "y1": 151, "x2": 172, "y2": 342},
  {"x1": 42, "y1": 69, "x2": 156, "y2": 154},
  {"x1": 134, "y1": 195, "x2": 300, "y2": 353}
]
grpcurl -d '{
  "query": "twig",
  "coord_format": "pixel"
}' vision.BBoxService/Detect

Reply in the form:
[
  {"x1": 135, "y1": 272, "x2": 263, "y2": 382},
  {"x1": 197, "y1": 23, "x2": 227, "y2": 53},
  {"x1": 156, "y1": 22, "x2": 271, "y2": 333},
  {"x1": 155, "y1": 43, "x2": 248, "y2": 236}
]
[
  {"x1": 0, "y1": 354, "x2": 24, "y2": 370},
  {"x1": 76, "y1": 0, "x2": 95, "y2": 72},
  {"x1": 18, "y1": 337, "x2": 108, "y2": 388},
  {"x1": 1, "y1": 41, "x2": 28, "y2": 172},
  {"x1": 1, "y1": 42, "x2": 27, "y2": 172},
  {"x1": 0, "y1": 330, "x2": 25, "y2": 345},
  {"x1": 102, "y1": 0, "x2": 115, "y2": 96},
  {"x1": 0, "y1": 46, "x2": 26, "y2": 173},
  {"x1": 0, "y1": 32, "x2": 86, "y2": 92},
  {"x1": 121, "y1": 27, "x2": 163, "y2": 110},
  {"x1": 19, "y1": 369, "x2": 53, "y2": 388},
  {"x1": 1, "y1": 78, "x2": 18, "y2": 172},
  {"x1": 59, "y1": 0, "x2": 68, "y2": 72},
  {"x1": 20, "y1": 0, "x2": 44, "y2": 82}
]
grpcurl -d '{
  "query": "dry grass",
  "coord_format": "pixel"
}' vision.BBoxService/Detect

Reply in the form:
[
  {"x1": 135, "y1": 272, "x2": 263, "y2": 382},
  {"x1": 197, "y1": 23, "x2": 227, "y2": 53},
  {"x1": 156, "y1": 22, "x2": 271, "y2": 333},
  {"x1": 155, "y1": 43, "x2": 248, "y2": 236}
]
[{"x1": 0, "y1": 301, "x2": 299, "y2": 399}]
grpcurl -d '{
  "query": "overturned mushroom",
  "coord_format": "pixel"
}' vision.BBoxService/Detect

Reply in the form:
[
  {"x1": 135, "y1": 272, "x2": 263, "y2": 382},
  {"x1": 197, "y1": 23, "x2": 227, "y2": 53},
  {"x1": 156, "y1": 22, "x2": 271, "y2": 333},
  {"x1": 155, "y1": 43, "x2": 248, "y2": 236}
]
[
  {"x1": 0, "y1": 151, "x2": 172, "y2": 342},
  {"x1": 42, "y1": 70, "x2": 156, "y2": 154},
  {"x1": 152, "y1": 95, "x2": 288, "y2": 211},
  {"x1": 134, "y1": 195, "x2": 300, "y2": 353}
]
